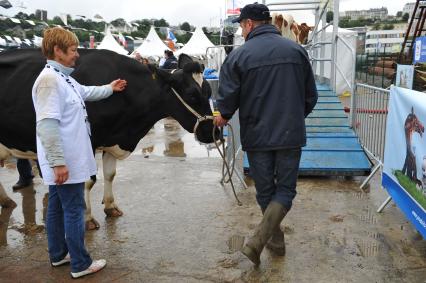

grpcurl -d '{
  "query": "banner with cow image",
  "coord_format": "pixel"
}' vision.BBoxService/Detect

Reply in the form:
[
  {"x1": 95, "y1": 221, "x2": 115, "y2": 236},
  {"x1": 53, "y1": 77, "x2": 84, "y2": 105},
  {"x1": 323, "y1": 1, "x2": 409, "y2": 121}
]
[{"x1": 382, "y1": 86, "x2": 426, "y2": 239}]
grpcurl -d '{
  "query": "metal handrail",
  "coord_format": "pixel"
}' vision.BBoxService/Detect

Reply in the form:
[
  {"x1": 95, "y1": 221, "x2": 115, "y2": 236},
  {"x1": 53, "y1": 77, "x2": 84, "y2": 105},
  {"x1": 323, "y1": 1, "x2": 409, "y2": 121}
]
[
  {"x1": 313, "y1": 22, "x2": 333, "y2": 37},
  {"x1": 270, "y1": 7, "x2": 317, "y2": 11},
  {"x1": 310, "y1": 58, "x2": 332, "y2": 61},
  {"x1": 305, "y1": 41, "x2": 333, "y2": 49},
  {"x1": 266, "y1": 1, "x2": 321, "y2": 6},
  {"x1": 335, "y1": 63, "x2": 352, "y2": 90},
  {"x1": 356, "y1": 83, "x2": 391, "y2": 93},
  {"x1": 308, "y1": 0, "x2": 330, "y2": 43}
]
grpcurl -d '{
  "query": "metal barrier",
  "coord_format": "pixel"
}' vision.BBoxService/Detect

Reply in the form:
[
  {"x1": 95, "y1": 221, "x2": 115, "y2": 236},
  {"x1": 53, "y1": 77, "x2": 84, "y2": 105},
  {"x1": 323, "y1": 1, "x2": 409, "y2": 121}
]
[
  {"x1": 206, "y1": 78, "x2": 248, "y2": 190},
  {"x1": 352, "y1": 83, "x2": 390, "y2": 190}
]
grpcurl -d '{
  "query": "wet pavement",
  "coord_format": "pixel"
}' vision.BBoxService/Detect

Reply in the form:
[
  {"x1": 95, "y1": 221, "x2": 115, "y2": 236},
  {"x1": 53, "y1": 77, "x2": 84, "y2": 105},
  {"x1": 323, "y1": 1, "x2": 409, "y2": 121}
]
[{"x1": 0, "y1": 118, "x2": 425, "y2": 282}]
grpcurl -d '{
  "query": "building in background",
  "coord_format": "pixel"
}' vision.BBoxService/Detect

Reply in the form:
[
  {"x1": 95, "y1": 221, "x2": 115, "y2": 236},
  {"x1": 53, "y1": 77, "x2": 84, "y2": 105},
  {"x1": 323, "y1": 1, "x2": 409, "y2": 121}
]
[
  {"x1": 340, "y1": 7, "x2": 388, "y2": 21},
  {"x1": 403, "y1": 2, "x2": 416, "y2": 19},
  {"x1": 365, "y1": 30, "x2": 405, "y2": 53},
  {"x1": 35, "y1": 9, "x2": 47, "y2": 21}
]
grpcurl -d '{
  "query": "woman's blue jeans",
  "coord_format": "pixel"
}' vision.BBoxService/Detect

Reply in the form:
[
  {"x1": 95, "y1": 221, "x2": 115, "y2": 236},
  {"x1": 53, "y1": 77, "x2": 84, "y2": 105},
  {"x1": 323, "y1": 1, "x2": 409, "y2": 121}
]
[
  {"x1": 247, "y1": 148, "x2": 301, "y2": 211},
  {"x1": 47, "y1": 183, "x2": 92, "y2": 272}
]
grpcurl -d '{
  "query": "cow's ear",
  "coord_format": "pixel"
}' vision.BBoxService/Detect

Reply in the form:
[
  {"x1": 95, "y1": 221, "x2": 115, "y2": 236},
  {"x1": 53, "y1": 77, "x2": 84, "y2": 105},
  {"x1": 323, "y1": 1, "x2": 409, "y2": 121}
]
[
  {"x1": 183, "y1": 62, "x2": 203, "y2": 74},
  {"x1": 178, "y1": 53, "x2": 193, "y2": 69},
  {"x1": 155, "y1": 68, "x2": 172, "y2": 83}
]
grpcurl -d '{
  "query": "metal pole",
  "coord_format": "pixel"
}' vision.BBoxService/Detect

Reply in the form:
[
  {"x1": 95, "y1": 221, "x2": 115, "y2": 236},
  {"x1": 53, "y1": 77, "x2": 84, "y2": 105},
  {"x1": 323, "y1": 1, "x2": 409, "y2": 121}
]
[
  {"x1": 270, "y1": 7, "x2": 318, "y2": 11},
  {"x1": 312, "y1": 8, "x2": 319, "y2": 79},
  {"x1": 377, "y1": 196, "x2": 392, "y2": 213},
  {"x1": 330, "y1": 0, "x2": 339, "y2": 92},
  {"x1": 320, "y1": 6, "x2": 326, "y2": 83},
  {"x1": 266, "y1": 1, "x2": 321, "y2": 5},
  {"x1": 372, "y1": 49, "x2": 376, "y2": 86},
  {"x1": 382, "y1": 46, "x2": 385, "y2": 88}
]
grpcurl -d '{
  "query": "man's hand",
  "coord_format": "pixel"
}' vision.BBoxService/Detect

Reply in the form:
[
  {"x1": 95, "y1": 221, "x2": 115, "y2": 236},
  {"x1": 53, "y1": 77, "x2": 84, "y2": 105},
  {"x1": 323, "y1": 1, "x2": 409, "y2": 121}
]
[
  {"x1": 213, "y1": 114, "x2": 228, "y2": 127},
  {"x1": 53, "y1": 165, "x2": 69, "y2": 185},
  {"x1": 110, "y1": 79, "x2": 127, "y2": 92}
]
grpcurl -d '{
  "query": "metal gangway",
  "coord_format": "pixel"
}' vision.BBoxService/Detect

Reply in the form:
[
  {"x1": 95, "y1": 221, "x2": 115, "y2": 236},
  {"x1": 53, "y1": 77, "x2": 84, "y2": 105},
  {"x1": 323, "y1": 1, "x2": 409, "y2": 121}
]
[{"x1": 261, "y1": 0, "x2": 371, "y2": 176}]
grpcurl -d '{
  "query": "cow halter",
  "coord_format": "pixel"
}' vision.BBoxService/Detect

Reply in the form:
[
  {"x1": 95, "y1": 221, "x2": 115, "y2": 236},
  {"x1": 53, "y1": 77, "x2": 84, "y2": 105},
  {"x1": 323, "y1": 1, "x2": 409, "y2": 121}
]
[{"x1": 170, "y1": 87, "x2": 214, "y2": 141}]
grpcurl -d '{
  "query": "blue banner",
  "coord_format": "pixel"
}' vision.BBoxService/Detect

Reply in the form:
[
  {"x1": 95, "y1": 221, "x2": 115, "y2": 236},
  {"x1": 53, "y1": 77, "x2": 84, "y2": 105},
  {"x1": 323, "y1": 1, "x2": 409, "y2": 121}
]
[
  {"x1": 382, "y1": 86, "x2": 426, "y2": 239},
  {"x1": 413, "y1": 36, "x2": 426, "y2": 64}
]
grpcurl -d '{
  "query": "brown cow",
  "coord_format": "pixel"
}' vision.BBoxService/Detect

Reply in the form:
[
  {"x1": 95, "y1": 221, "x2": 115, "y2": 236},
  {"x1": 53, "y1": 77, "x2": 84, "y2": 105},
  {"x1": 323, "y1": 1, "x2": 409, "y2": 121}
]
[{"x1": 272, "y1": 13, "x2": 313, "y2": 44}]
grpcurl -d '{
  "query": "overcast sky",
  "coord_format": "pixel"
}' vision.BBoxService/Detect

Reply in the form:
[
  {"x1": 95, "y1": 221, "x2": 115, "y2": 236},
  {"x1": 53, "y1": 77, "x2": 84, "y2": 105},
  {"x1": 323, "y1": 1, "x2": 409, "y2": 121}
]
[{"x1": 0, "y1": 0, "x2": 410, "y2": 27}]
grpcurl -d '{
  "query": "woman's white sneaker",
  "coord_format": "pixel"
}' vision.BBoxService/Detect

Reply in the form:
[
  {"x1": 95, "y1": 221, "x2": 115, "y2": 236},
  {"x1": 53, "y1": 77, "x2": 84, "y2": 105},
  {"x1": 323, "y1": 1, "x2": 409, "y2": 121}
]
[{"x1": 70, "y1": 259, "x2": 106, "y2": 279}]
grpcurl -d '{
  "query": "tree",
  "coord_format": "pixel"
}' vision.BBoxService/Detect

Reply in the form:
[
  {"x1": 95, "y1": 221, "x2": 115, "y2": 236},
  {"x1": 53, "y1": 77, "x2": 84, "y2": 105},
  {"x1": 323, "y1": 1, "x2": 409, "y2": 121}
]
[
  {"x1": 14, "y1": 12, "x2": 29, "y2": 20},
  {"x1": 175, "y1": 32, "x2": 192, "y2": 44},
  {"x1": 326, "y1": 11, "x2": 333, "y2": 23},
  {"x1": 396, "y1": 11, "x2": 403, "y2": 18},
  {"x1": 111, "y1": 18, "x2": 127, "y2": 28},
  {"x1": 181, "y1": 22, "x2": 191, "y2": 31},
  {"x1": 339, "y1": 17, "x2": 350, "y2": 28},
  {"x1": 153, "y1": 18, "x2": 169, "y2": 27},
  {"x1": 383, "y1": 24, "x2": 394, "y2": 30},
  {"x1": 52, "y1": 16, "x2": 63, "y2": 26},
  {"x1": 372, "y1": 23, "x2": 381, "y2": 30},
  {"x1": 403, "y1": 13, "x2": 410, "y2": 22}
]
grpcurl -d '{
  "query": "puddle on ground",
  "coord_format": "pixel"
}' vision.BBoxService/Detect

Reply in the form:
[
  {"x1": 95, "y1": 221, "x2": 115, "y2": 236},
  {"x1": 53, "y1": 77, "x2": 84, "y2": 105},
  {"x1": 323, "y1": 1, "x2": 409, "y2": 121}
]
[{"x1": 134, "y1": 118, "x2": 221, "y2": 158}]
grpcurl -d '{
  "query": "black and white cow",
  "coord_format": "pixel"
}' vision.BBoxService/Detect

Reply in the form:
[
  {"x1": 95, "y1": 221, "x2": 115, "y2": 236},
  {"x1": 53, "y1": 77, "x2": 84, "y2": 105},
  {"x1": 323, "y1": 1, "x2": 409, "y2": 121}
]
[{"x1": 0, "y1": 48, "x2": 218, "y2": 229}]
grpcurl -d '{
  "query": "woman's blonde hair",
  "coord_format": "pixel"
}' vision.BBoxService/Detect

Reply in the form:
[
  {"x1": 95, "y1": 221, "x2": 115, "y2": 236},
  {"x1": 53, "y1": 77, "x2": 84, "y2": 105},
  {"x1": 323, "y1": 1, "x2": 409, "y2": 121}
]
[{"x1": 42, "y1": 27, "x2": 79, "y2": 59}]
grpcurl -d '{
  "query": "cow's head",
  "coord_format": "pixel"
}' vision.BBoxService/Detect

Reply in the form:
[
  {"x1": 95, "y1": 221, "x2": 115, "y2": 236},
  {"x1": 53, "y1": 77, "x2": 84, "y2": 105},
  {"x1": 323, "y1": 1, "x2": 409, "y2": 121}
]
[
  {"x1": 155, "y1": 54, "x2": 219, "y2": 144},
  {"x1": 272, "y1": 13, "x2": 284, "y2": 35},
  {"x1": 298, "y1": 23, "x2": 312, "y2": 44}
]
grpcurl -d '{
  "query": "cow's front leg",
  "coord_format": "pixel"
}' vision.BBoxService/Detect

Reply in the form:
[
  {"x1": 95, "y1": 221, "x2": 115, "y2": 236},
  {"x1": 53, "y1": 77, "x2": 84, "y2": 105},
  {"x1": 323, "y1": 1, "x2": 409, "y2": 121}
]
[
  {"x1": 0, "y1": 182, "x2": 16, "y2": 208},
  {"x1": 102, "y1": 152, "x2": 123, "y2": 217},
  {"x1": 85, "y1": 176, "x2": 100, "y2": 230}
]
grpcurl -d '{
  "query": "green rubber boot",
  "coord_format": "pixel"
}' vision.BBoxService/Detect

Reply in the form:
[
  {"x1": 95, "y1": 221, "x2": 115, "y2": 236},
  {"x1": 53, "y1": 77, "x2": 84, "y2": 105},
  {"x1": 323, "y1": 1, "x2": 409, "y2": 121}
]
[{"x1": 241, "y1": 202, "x2": 288, "y2": 265}]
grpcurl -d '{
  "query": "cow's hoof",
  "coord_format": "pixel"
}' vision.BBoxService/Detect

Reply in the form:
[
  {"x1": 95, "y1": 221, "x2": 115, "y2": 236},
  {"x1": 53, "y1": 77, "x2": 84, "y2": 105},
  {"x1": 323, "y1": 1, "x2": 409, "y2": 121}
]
[
  {"x1": 1, "y1": 198, "x2": 17, "y2": 209},
  {"x1": 85, "y1": 218, "x2": 100, "y2": 230},
  {"x1": 104, "y1": 207, "x2": 123, "y2": 217}
]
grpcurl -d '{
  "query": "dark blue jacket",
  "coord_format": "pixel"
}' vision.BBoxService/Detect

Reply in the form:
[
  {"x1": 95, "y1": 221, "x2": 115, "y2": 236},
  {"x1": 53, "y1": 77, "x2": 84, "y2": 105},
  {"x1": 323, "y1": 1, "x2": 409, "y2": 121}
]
[
  {"x1": 217, "y1": 24, "x2": 318, "y2": 151},
  {"x1": 162, "y1": 55, "x2": 178, "y2": 69}
]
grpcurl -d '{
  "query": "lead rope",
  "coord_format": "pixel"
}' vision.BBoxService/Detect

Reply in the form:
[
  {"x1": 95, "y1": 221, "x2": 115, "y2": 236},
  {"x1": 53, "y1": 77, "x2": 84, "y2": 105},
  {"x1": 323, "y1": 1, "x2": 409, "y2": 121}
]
[
  {"x1": 171, "y1": 87, "x2": 242, "y2": 205},
  {"x1": 212, "y1": 123, "x2": 242, "y2": 206}
]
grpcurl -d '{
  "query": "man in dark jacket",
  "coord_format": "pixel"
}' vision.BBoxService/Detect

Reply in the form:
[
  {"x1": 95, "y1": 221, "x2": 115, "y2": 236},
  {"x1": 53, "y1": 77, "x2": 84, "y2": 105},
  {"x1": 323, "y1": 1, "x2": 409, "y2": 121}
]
[
  {"x1": 214, "y1": 2, "x2": 318, "y2": 265},
  {"x1": 161, "y1": 50, "x2": 178, "y2": 69}
]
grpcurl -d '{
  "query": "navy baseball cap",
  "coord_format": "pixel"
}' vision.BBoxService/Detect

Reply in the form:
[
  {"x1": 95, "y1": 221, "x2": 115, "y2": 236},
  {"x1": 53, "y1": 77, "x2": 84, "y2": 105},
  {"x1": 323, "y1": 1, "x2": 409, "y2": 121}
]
[{"x1": 232, "y1": 2, "x2": 272, "y2": 23}]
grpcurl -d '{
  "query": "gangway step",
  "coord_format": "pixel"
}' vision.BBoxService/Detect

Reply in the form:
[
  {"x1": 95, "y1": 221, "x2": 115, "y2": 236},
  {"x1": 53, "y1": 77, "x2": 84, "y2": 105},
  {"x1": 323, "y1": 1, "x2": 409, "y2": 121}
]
[
  {"x1": 299, "y1": 83, "x2": 372, "y2": 176},
  {"x1": 315, "y1": 103, "x2": 345, "y2": 110},
  {"x1": 305, "y1": 137, "x2": 362, "y2": 151},
  {"x1": 306, "y1": 117, "x2": 349, "y2": 126},
  {"x1": 299, "y1": 151, "x2": 371, "y2": 176}
]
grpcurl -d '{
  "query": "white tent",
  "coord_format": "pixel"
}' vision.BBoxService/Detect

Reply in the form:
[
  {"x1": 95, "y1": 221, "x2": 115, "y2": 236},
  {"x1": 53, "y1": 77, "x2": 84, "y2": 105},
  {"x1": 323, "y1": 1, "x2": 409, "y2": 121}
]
[
  {"x1": 97, "y1": 29, "x2": 128, "y2": 55},
  {"x1": 313, "y1": 26, "x2": 357, "y2": 95},
  {"x1": 133, "y1": 26, "x2": 170, "y2": 57},
  {"x1": 176, "y1": 27, "x2": 215, "y2": 58}
]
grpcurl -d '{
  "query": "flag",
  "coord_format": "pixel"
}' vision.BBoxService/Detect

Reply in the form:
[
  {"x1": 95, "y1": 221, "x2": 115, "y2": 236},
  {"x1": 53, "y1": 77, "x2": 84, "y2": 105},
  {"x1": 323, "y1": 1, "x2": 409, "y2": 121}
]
[
  {"x1": 167, "y1": 28, "x2": 177, "y2": 43},
  {"x1": 0, "y1": 0, "x2": 12, "y2": 9},
  {"x1": 118, "y1": 32, "x2": 127, "y2": 48}
]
